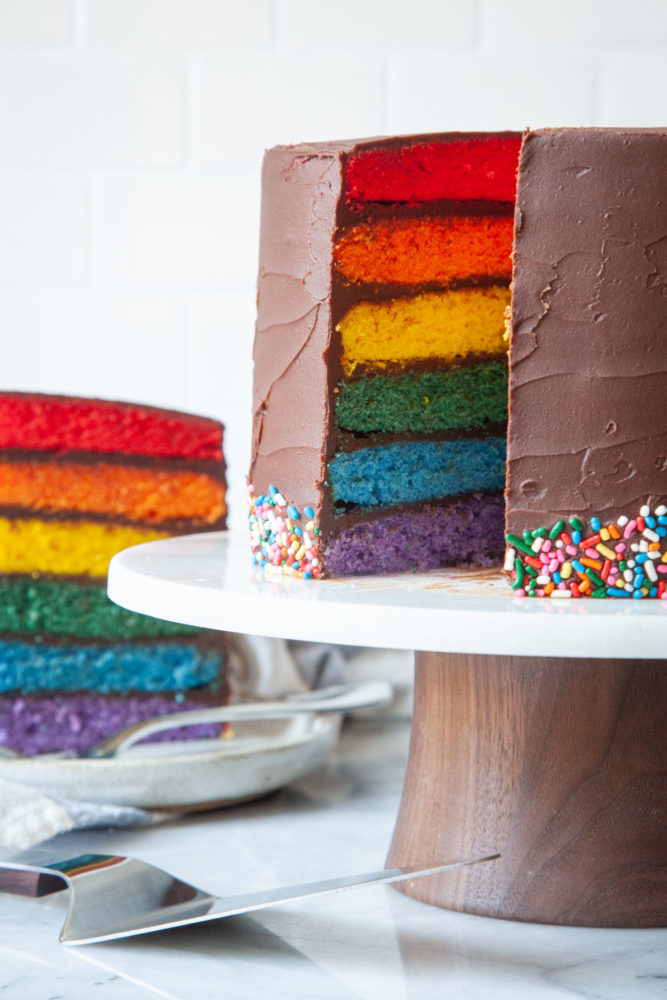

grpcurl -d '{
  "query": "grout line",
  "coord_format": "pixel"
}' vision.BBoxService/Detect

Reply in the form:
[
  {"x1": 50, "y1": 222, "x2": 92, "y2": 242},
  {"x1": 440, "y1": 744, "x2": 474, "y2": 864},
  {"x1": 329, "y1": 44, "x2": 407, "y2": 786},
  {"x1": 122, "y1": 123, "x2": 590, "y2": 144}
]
[
  {"x1": 384, "y1": 56, "x2": 399, "y2": 134},
  {"x1": 472, "y1": 0, "x2": 483, "y2": 47},
  {"x1": 73, "y1": 0, "x2": 87, "y2": 50},
  {"x1": 0, "y1": 164, "x2": 260, "y2": 178},
  {"x1": 186, "y1": 57, "x2": 198, "y2": 169},
  {"x1": 185, "y1": 294, "x2": 200, "y2": 410},
  {"x1": 88, "y1": 174, "x2": 103, "y2": 289},
  {"x1": 591, "y1": 53, "x2": 601, "y2": 125},
  {"x1": 272, "y1": 0, "x2": 289, "y2": 56}
]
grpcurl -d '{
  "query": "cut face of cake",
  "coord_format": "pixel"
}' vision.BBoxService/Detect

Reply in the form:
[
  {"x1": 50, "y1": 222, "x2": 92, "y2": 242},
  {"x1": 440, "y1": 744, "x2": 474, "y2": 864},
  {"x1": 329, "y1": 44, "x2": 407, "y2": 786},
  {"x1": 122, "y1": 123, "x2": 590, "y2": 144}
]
[
  {"x1": 249, "y1": 132, "x2": 521, "y2": 578},
  {"x1": 0, "y1": 392, "x2": 228, "y2": 754},
  {"x1": 505, "y1": 128, "x2": 667, "y2": 599}
]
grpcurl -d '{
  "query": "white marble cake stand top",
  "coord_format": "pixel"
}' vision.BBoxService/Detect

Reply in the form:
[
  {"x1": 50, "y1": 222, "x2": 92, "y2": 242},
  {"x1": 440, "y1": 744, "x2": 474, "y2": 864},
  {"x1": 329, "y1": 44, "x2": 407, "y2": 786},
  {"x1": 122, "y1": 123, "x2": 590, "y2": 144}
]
[{"x1": 107, "y1": 531, "x2": 667, "y2": 659}]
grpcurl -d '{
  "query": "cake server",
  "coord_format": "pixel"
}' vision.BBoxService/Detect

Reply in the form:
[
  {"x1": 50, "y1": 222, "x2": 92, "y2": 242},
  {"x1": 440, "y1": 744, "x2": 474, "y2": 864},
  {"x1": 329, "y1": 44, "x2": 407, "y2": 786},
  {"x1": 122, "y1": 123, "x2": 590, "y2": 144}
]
[
  {"x1": 0, "y1": 848, "x2": 499, "y2": 946},
  {"x1": 0, "y1": 679, "x2": 393, "y2": 761}
]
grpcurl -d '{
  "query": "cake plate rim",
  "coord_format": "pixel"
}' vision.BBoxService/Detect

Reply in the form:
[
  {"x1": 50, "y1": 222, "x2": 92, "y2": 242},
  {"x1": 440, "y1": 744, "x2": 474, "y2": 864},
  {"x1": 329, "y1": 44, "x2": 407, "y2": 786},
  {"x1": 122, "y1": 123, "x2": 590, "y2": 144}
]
[
  {"x1": 0, "y1": 713, "x2": 340, "y2": 811},
  {"x1": 107, "y1": 531, "x2": 667, "y2": 660}
]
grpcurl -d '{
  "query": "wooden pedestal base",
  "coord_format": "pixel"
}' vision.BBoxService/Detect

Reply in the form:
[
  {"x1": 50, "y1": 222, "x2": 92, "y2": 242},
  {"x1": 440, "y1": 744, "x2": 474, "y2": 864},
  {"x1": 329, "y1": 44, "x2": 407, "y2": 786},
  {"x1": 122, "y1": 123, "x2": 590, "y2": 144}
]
[{"x1": 387, "y1": 652, "x2": 667, "y2": 927}]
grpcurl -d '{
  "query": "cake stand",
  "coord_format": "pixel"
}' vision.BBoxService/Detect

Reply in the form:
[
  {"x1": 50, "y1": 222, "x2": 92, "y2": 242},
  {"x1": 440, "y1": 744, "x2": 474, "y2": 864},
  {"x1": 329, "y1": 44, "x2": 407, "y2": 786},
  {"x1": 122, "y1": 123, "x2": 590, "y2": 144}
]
[{"x1": 108, "y1": 531, "x2": 667, "y2": 929}]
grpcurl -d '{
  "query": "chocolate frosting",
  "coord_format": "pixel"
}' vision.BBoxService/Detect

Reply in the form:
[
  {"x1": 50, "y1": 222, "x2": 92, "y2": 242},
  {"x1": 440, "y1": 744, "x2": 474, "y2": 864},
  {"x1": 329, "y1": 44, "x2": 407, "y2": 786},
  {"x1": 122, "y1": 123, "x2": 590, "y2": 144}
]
[
  {"x1": 507, "y1": 128, "x2": 667, "y2": 531},
  {"x1": 250, "y1": 142, "x2": 355, "y2": 519}
]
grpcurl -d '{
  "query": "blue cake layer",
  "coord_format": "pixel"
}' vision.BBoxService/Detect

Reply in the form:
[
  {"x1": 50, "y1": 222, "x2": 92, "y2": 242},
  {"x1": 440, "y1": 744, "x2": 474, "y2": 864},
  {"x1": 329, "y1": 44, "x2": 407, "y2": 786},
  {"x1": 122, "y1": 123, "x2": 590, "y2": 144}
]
[
  {"x1": 329, "y1": 436, "x2": 506, "y2": 508},
  {"x1": 0, "y1": 640, "x2": 222, "y2": 694}
]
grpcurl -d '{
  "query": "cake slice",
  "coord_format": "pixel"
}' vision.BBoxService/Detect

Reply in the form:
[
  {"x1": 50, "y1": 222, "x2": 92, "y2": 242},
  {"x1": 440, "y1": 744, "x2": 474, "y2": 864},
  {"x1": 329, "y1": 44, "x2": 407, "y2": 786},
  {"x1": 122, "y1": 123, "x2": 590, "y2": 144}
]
[
  {"x1": 505, "y1": 128, "x2": 667, "y2": 599},
  {"x1": 249, "y1": 132, "x2": 521, "y2": 578},
  {"x1": 0, "y1": 392, "x2": 229, "y2": 754}
]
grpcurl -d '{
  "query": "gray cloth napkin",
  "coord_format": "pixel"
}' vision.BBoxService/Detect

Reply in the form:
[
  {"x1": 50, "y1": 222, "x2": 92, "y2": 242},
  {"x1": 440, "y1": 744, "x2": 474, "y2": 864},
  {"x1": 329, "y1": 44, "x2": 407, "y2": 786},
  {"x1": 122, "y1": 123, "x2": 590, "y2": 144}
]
[
  {"x1": 0, "y1": 777, "x2": 169, "y2": 847},
  {"x1": 0, "y1": 638, "x2": 412, "y2": 849}
]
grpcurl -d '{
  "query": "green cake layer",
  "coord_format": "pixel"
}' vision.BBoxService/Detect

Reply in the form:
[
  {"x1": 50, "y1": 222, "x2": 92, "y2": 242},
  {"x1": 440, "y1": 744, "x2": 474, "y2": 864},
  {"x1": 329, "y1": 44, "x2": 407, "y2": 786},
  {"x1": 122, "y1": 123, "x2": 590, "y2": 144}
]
[
  {"x1": 335, "y1": 361, "x2": 507, "y2": 434},
  {"x1": 0, "y1": 576, "x2": 201, "y2": 640}
]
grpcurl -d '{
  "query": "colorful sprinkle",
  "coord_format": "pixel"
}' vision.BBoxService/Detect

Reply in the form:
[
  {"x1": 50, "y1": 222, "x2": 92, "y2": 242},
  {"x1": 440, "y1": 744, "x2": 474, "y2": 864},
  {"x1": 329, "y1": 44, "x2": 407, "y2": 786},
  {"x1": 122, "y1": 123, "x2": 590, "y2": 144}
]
[
  {"x1": 248, "y1": 485, "x2": 321, "y2": 579},
  {"x1": 506, "y1": 504, "x2": 667, "y2": 599}
]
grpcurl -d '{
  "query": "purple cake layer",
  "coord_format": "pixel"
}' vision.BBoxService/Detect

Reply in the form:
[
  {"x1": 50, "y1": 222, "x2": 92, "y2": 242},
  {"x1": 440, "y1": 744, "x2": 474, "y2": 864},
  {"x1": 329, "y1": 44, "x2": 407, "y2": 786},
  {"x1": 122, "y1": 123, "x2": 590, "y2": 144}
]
[
  {"x1": 0, "y1": 694, "x2": 225, "y2": 756},
  {"x1": 324, "y1": 495, "x2": 505, "y2": 577}
]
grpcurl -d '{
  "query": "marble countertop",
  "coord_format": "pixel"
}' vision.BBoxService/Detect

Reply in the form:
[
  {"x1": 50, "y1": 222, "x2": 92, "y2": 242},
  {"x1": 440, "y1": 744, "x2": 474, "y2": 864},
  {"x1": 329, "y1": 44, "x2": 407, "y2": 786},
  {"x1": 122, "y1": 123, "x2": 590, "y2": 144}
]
[{"x1": 1, "y1": 715, "x2": 664, "y2": 999}]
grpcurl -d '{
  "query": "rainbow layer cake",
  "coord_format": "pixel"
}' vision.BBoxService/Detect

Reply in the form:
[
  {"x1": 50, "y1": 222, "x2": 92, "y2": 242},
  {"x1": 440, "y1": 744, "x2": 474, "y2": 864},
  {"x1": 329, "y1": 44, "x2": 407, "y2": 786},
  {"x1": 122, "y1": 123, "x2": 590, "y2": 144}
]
[
  {"x1": 249, "y1": 132, "x2": 521, "y2": 577},
  {"x1": 0, "y1": 392, "x2": 228, "y2": 753},
  {"x1": 505, "y1": 128, "x2": 667, "y2": 599}
]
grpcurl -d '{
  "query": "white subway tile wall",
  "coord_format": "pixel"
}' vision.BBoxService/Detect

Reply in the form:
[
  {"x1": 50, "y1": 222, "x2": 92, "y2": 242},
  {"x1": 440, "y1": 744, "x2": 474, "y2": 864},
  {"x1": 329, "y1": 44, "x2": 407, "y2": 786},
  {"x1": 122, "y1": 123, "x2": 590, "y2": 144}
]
[
  {"x1": 0, "y1": 55, "x2": 187, "y2": 167},
  {"x1": 99, "y1": 173, "x2": 260, "y2": 285},
  {"x1": 0, "y1": 1, "x2": 73, "y2": 46},
  {"x1": 0, "y1": 0, "x2": 663, "y2": 529},
  {"x1": 0, "y1": 177, "x2": 90, "y2": 284},
  {"x1": 195, "y1": 54, "x2": 386, "y2": 166}
]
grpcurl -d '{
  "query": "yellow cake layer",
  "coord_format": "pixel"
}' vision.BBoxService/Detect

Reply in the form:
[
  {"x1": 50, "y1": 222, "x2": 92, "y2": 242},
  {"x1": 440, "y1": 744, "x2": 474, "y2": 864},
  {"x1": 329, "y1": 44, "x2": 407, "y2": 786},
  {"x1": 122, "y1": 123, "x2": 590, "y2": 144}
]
[
  {"x1": 0, "y1": 517, "x2": 169, "y2": 578},
  {"x1": 338, "y1": 286, "x2": 510, "y2": 375}
]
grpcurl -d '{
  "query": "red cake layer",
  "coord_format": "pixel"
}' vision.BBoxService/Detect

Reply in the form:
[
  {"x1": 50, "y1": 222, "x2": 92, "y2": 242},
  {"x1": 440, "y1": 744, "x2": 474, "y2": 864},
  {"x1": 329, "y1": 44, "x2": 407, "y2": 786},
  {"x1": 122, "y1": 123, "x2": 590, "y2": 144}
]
[
  {"x1": 0, "y1": 393, "x2": 222, "y2": 460},
  {"x1": 345, "y1": 136, "x2": 522, "y2": 205}
]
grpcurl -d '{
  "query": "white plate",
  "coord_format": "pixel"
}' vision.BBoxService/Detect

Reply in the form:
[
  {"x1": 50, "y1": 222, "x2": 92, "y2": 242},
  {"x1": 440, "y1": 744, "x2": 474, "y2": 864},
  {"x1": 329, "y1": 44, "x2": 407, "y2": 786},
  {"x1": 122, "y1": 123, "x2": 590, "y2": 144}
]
[{"x1": 0, "y1": 714, "x2": 341, "y2": 811}]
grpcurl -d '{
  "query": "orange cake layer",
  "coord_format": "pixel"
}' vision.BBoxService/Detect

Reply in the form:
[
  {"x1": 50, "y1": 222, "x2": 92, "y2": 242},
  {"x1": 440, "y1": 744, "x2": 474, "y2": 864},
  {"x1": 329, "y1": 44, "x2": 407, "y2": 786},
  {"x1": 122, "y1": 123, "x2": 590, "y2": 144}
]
[
  {"x1": 334, "y1": 216, "x2": 514, "y2": 285},
  {"x1": 0, "y1": 460, "x2": 226, "y2": 526}
]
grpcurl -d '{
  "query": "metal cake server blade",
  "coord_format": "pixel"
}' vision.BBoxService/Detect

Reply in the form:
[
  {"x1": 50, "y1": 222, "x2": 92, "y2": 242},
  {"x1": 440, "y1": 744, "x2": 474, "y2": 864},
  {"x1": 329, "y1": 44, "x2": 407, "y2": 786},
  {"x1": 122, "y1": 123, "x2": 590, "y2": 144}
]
[{"x1": 0, "y1": 849, "x2": 499, "y2": 946}]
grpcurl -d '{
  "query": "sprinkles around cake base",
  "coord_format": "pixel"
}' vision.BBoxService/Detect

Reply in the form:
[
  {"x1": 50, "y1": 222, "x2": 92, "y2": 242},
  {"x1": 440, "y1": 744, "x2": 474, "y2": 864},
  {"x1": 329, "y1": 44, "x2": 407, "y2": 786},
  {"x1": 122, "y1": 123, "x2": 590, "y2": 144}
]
[
  {"x1": 248, "y1": 484, "x2": 504, "y2": 579},
  {"x1": 248, "y1": 485, "x2": 321, "y2": 578},
  {"x1": 505, "y1": 504, "x2": 667, "y2": 599}
]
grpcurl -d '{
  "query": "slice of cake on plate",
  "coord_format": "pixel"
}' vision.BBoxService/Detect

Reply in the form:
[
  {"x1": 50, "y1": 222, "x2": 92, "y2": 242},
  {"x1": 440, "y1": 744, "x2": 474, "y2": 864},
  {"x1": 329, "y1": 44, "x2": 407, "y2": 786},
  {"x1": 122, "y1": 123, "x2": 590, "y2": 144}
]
[
  {"x1": 0, "y1": 392, "x2": 229, "y2": 753},
  {"x1": 249, "y1": 132, "x2": 521, "y2": 578}
]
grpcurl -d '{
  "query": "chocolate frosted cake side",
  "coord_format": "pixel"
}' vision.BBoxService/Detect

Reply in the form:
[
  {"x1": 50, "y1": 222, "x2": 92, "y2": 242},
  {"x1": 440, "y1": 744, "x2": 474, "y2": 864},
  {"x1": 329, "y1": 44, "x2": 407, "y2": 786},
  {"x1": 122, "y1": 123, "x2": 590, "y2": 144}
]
[{"x1": 505, "y1": 127, "x2": 667, "y2": 599}]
